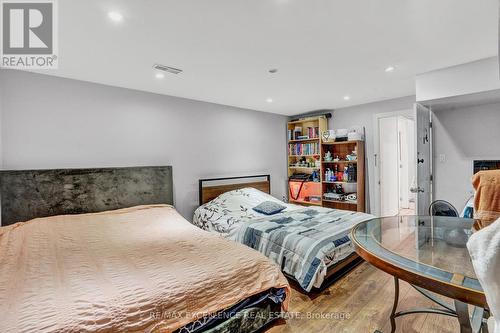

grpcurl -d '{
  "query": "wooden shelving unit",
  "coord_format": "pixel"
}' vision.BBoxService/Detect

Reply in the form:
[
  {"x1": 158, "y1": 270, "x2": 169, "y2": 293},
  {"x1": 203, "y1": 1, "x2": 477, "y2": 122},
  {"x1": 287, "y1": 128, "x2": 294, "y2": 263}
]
[
  {"x1": 287, "y1": 116, "x2": 327, "y2": 206},
  {"x1": 320, "y1": 140, "x2": 365, "y2": 212}
]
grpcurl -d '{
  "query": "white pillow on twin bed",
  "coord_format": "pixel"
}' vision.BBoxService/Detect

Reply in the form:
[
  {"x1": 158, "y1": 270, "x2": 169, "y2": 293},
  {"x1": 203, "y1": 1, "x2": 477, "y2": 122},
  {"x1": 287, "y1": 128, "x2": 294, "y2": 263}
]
[{"x1": 192, "y1": 187, "x2": 299, "y2": 235}]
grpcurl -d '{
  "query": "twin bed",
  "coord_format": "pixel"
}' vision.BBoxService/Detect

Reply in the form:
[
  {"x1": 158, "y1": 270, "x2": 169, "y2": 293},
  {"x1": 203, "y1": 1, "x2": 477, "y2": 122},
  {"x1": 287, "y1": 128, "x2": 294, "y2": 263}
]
[
  {"x1": 0, "y1": 168, "x2": 373, "y2": 333},
  {"x1": 195, "y1": 175, "x2": 373, "y2": 292}
]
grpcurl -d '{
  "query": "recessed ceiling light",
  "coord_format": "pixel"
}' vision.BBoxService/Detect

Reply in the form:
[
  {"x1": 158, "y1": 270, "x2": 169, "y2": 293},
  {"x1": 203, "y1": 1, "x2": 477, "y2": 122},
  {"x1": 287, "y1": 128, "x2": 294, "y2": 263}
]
[
  {"x1": 108, "y1": 11, "x2": 123, "y2": 22},
  {"x1": 266, "y1": 98, "x2": 273, "y2": 103},
  {"x1": 155, "y1": 72, "x2": 165, "y2": 79},
  {"x1": 343, "y1": 96, "x2": 350, "y2": 101},
  {"x1": 385, "y1": 66, "x2": 395, "y2": 72},
  {"x1": 153, "y1": 63, "x2": 183, "y2": 75}
]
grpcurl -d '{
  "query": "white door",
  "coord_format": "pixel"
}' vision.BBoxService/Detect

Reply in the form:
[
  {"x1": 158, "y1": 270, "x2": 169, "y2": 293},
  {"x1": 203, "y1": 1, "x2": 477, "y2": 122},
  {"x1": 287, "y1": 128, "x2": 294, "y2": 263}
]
[
  {"x1": 412, "y1": 104, "x2": 433, "y2": 215},
  {"x1": 378, "y1": 116, "x2": 399, "y2": 216},
  {"x1": 398, "y1": 117, "x2": 415, "y2": 209}
]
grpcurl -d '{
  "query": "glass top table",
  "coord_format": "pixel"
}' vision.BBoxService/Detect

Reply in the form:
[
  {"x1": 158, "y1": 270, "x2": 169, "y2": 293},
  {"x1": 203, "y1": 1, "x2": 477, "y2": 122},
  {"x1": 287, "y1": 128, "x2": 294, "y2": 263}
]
[{"x1": 351, "y1": 216, "x2": 488, "y2": 333}]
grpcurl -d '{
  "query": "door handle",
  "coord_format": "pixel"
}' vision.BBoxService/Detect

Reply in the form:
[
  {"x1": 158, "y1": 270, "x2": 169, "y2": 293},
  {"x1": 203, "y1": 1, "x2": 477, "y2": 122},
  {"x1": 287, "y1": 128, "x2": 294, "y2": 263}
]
[
  {"x1": 410, "y1": 186, "x2": 424, "y2": 193},
  {"x1": 417, "y1": 159, "x2": 424, "y2": 164}
]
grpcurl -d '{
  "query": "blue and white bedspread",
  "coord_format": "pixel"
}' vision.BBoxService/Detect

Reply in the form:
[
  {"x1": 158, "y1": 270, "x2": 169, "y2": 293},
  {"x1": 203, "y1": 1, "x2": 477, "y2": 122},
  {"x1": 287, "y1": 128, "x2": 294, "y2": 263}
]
[
  {"x1": 232, "y1": 207, "x2": 373, "y2": 292},
  {"x1": 192, "y1": 188, "x2": 374, "y2": 292}
]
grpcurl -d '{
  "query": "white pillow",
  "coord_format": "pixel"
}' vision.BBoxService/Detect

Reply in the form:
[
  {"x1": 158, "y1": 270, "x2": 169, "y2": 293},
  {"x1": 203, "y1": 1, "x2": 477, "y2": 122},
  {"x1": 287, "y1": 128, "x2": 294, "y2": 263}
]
[{"x1": 192, "y1": 187, "x2": 294, "y2": 234}]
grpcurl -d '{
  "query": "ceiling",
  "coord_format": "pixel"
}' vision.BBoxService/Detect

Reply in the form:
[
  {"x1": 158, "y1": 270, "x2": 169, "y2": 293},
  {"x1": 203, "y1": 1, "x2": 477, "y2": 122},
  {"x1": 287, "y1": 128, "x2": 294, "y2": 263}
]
[{"x1": 33, "y1": 0, "x2": 498, "y2": 115}]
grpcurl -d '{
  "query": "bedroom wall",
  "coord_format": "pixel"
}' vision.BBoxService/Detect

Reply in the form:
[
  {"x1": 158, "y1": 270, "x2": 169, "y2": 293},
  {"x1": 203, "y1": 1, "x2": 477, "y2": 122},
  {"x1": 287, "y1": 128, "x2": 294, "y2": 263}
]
[
  {"x1": 328, "y1": 96, "x2": 416, "y2": 213},
  {"x1": 0, "y1": 78, "x2": 3, "y2": 169},
  {"x1": 331, "y1": 95, "x2": 500, "y2": 214},
  {"x1": 0, "y1": 69, "x2": 288, "y2": 221},
  {"x1": 432, "y1": 103, "x2": 500, "y2": 211}
]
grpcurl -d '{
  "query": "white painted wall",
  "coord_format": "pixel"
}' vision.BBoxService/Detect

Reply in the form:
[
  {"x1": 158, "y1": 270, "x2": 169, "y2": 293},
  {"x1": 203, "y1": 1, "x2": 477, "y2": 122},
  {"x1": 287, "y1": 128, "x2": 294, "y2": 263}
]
[
  {"x1": 329, "y1": 96, "x2": 416, "y2": 213},
  {"x1": 416, "y1": 57, "x2": 500, "y2": 102},
  {"x1": 3, "y1": 69, "x2": 496, "y2": 220},
  {"x1": 0, "y1": 69, "x2": 288, "y2": 220},
  {"x1": 433, "y1": 102, "x2": 500, "y2": 211}
]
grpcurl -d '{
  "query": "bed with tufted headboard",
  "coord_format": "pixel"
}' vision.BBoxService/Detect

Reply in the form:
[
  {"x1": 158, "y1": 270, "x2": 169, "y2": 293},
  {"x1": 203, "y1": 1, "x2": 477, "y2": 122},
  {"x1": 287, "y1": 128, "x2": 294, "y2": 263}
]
[
  {"x1": 0, "y1": 166, "x2": 289, "y2": 333},
  {"x1": 0, "y1": 166, "x2": 173, "y2": 226}
]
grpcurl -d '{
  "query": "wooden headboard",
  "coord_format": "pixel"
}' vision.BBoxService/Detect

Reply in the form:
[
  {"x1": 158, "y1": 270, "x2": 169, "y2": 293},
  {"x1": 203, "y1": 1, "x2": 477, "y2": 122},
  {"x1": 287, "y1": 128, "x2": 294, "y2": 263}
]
[
  {"x1": 199, "y1": 175, "x2": 271, "y2": 205},
  {"x1": 0, "y1": 166, "x2": 173, "y2": 226}
]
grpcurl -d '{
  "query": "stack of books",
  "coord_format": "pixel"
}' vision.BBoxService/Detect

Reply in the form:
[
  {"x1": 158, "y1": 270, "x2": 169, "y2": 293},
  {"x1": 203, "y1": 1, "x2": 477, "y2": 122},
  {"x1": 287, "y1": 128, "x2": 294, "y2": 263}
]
[
  {"x1": 287, "y1": 126, "x2": 320, "y2": 140},
  {"x1": 288, "y1": 142, "x2": 319, "y2": 156},
  {"x1": 307, "y1": 126, "x2": 320, "y2": 139}
]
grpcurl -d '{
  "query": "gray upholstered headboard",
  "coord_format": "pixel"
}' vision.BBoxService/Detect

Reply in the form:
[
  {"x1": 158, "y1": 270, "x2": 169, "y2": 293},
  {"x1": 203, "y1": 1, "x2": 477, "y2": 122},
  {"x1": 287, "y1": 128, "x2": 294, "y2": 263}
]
[{"x1": 0, "y1": 166, "x2": 173, "y2": 226}]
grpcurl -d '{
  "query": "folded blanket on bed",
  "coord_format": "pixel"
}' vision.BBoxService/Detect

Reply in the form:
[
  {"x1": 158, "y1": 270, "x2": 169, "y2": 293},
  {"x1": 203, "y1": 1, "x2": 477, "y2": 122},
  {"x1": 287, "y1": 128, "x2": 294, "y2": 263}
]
[
  {"x1": 472, "y1": 170, "x2": 500, "y2": 229},
  {"x1": 467, "y1": 217, "x2": 500, "y2": 333},
  {"x1": 232, "y1": 207, "x2": 373, "y2": 292}
]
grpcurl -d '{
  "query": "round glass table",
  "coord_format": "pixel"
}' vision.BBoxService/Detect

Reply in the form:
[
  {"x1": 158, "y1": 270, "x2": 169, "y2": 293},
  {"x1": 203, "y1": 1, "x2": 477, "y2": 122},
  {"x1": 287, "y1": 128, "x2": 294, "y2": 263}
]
[{"x1": 351, "y1": 216, "x2": 488, "y2": 333}]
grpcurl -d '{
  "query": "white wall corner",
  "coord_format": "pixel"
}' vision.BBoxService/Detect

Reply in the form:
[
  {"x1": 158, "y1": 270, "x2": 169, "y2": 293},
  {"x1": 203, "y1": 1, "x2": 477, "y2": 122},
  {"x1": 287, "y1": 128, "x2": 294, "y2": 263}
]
[{"x1": 416, "y1": 57, "x2": 500, "y2": 102}]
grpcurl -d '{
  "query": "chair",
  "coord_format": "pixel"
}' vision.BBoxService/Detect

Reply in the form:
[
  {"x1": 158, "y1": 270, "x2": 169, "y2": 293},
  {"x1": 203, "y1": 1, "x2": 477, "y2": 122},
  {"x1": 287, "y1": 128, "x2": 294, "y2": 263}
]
[
  {"x1": 429, "y1": 200, "x2": 459, "y2": 217},
  {"x1": 460, "y1": 195, "x2": 475, "y2": 219}
]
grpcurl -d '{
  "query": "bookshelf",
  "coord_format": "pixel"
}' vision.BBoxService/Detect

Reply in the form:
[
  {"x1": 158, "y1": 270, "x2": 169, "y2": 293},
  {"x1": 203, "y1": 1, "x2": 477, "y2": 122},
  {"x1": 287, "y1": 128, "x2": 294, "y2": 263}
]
[
  {"x1": 320, "y1": 140, "x2": 365, "y2": 212},
  {"x1": 287, "y1": 116, "x2": 327, "y2": 206}
]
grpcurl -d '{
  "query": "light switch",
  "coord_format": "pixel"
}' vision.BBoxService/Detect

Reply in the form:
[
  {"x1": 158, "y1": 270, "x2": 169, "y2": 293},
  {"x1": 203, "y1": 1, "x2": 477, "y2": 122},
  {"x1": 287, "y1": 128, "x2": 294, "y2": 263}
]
[{"x1": 439, "y1": 154, "x2": 446, "y2": 163}]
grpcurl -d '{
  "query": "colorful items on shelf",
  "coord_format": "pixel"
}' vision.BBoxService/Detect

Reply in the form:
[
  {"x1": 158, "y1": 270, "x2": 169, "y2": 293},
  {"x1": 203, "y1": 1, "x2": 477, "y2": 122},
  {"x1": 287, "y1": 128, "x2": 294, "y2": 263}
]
[
  {"x1": 320, "y1": 139, "x2": 365, "y2": 212},
  {"x1": 324, "y1": 164, "x2": 357, "y2": 183},
  {"x1": 346, "y1": 147, "x2": 358, "y2": 161},
  {"x1": 289, "y1": 142, "x2": 319, "y2": 156},
  {"x1": 323, "y1": 147, "x2": 357, "y2": 162},
  {"x1": 324, "y1": 168, "x2": 336, "y2": 182},
  {"x1": 288, "y1": 126, "x2": 321, "y2": 141},
  {"x1": 293, "y1": 126, "x2": 302, "y2": 140},
  {"x1": 311, "y1": 170, "x2": 320, "y2": 182},
  {"x1": 306, "y1": 126, "x2": 320, "y2": 139},
  {"x1": 324, "y1": 151, "x2": 332, "y2": 161},
  {"x1": 290, "y1": 156, "x2": 320, "y2": 168},
  {"x1": 323, "y1": 191, "x2": 357, "y2": 203}
]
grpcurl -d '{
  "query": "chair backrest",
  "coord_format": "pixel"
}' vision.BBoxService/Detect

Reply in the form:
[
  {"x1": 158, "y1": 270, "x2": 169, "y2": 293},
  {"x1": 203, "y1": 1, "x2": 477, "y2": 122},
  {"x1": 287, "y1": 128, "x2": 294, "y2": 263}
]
[
  {"x1": 428, "y1": 200, "x2": 459, "y2": 217},
  {"x1": 460, "y1": 195, "x2": 474, "y2": 219}
]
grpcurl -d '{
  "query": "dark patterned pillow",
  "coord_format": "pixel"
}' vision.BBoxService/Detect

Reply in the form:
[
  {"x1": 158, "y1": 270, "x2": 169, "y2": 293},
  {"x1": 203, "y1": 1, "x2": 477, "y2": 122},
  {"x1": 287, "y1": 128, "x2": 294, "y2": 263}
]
[{"x1": 252, "y1": 201, "x2": 286, "y2": 215}]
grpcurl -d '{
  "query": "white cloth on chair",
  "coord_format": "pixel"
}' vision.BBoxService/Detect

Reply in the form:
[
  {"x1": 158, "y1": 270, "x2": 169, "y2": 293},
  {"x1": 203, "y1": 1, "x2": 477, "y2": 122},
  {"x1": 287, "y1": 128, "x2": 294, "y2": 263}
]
[{"x1": 467, "y1": 218, "x2": 500, "y2": 333}]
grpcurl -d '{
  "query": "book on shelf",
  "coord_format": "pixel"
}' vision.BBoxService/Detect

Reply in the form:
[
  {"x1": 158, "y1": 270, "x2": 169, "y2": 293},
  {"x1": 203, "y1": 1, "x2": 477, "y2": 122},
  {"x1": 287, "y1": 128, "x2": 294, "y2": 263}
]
[
  {"x1": 288, "y1": 142, "x2": 319, "y2": 156},
  {"x1": 306, "y1": 126, "x2": 320, "y2": 139}
]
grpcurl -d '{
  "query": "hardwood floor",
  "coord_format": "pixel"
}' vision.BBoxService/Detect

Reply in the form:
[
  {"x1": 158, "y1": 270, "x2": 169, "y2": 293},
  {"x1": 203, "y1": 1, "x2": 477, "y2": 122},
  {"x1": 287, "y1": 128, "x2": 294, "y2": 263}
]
[{"x1": 266, "y1": 262, "x2": 458, "y2": 333}]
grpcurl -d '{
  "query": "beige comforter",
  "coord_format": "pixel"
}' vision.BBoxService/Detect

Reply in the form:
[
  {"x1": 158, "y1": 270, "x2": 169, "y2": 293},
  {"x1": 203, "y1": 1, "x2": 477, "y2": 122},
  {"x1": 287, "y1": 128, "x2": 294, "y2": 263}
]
[{"x1": 0, "y1": 205, "x2": 290, "y2": 333}]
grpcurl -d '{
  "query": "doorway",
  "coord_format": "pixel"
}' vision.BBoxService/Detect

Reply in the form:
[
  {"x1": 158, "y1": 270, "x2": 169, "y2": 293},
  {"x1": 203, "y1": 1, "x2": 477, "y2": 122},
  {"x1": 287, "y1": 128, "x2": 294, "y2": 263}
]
[{"x1": 374, "y1": 111, "x2": 416, "y2": 217}]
